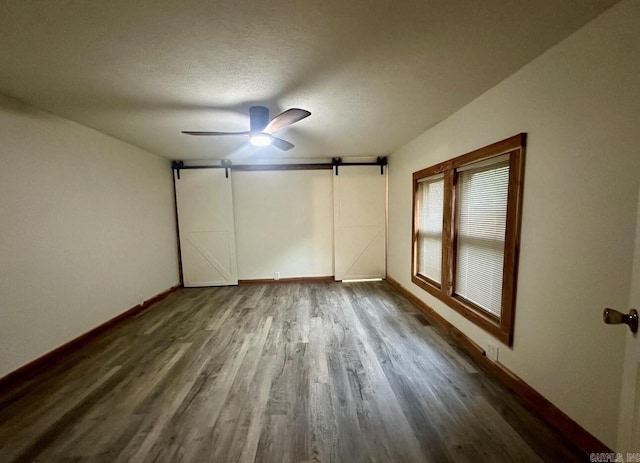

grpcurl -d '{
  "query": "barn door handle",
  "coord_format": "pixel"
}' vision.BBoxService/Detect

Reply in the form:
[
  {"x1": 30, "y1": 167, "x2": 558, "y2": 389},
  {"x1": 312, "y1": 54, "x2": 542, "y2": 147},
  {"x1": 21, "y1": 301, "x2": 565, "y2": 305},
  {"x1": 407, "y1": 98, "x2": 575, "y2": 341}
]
[{"x1": 603, "y1": 308, "x2": 638, "y2": 334}]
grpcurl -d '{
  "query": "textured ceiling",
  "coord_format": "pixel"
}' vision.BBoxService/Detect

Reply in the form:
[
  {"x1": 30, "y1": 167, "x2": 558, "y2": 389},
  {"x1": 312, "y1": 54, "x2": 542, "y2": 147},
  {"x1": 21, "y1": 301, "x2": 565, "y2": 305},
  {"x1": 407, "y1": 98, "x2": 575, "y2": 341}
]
[{"x1": 0, "y1": 0, "x2": 618, "y2": 161}]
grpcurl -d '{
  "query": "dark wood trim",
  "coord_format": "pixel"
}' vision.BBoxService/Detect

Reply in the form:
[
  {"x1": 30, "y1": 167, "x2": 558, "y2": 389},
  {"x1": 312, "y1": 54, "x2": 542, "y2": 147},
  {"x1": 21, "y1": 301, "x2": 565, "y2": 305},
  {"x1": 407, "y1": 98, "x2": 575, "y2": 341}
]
[
  {"x1": 501, "y1": 145, "x2": 526, "y2": 343},
  {"x1": 412, "y1": 159, "x2": 453, "y2": 179},
  {"x1": 412, "y1": 134, "x2": 525, "y2": 181},
  {"x1": 238, "y1": 276, "x2": 336, "y2": 285},
  {"x1": 442, "y1": 169, "x2": 455, "y2": 296},
  {"x1": 0, "y1": 284, "x2": 181, "y2": 395},
  {"x1": 142, "y1": 284, "x2": 181, "y2": 307},
  {"x1": 386, "y1": 275, "x2": 611, "y2": 457},
  {"x1": 411, "y1": 174, "x2": 419, "y2": 280},
  {"x1": 411, "y1": 273, "x2": 510, "y2": 344},
  {"x1": 450, "y1": 168, "x2": 460, "y2": 298},
  {"x1": 172, "y1": 169, "x2": 184, "y2": 286},
  {"x1": 455, "y1": 133, "x2": 525, "y2": 168},
  {"x1": 411, "y1": 133, "x2": 526, "y2": 346}
]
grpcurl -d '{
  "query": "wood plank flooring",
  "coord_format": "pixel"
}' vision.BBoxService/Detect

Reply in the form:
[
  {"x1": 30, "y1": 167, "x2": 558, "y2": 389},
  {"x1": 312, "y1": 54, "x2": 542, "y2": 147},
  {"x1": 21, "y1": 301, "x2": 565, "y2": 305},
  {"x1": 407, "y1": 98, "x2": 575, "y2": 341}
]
[{"x1": 0, "y1": 281, "x2": 584, "y2": 462}]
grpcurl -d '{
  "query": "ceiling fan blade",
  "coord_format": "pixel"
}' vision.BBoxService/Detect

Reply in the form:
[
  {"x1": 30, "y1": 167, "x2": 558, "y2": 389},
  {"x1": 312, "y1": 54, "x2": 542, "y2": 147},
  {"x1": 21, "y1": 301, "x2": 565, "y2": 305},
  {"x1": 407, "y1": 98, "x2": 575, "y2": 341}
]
[
  {"x1": 263, "y1": 108, "x2": 311, "y2": 134},
  {"x1": 182, "y1": 131, "x2": 250, "y2": 136},
  {"x1": 271, "y1": 137, "x2": 295, "y2": 151}
]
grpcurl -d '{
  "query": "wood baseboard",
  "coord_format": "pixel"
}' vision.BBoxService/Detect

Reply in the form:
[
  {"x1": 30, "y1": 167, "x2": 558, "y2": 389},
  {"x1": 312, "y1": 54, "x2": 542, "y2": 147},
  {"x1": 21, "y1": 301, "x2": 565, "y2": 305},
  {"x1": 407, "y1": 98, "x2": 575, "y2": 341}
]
[
  {"x1": 385, "y1": 275, "x2": 611, "y2": 457},
  {"x1": 0, "y1": 284, "x2": 182, "y2": 395},
  {"x1": 238, "y1": 276, "x2": 335, "y2": 285}
]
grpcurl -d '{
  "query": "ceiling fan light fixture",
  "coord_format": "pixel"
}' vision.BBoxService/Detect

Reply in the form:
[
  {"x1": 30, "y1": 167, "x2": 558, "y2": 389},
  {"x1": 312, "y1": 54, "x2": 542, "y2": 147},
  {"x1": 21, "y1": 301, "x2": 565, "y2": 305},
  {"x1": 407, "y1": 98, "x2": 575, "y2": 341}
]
[
  {"x1": 182, "y1": 107, "x2": 310, "y2": 151},
  {"x1": 249, "y1": 133, "x2": 272, "y2": 147}
]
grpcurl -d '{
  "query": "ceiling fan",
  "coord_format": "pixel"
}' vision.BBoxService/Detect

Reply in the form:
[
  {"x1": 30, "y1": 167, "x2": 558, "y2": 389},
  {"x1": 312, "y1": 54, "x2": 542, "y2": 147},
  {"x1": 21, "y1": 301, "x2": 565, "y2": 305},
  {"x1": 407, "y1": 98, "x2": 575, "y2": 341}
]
[{"x1": 182, "y1": 106, "x2": 311, "y2": 151}]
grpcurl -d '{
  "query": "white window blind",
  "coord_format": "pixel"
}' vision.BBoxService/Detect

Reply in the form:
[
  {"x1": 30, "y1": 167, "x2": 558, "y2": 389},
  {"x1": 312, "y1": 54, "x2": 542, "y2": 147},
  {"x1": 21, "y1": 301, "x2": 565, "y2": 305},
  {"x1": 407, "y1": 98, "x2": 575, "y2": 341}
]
[
  {"x1": 455, "y1": 160, "x2": 510, "y2": 317},
  {"x1": 417, "y1": 177, "x2": 444, "y2": 283}
]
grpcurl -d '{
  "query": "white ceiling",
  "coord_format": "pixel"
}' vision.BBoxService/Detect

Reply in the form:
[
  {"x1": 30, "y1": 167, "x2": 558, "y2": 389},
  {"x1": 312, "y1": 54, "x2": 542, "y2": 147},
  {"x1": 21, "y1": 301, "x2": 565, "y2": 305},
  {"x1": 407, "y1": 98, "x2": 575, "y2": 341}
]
[{"x1": 0, "y1": 0, "x2": 617, "y2": 161}]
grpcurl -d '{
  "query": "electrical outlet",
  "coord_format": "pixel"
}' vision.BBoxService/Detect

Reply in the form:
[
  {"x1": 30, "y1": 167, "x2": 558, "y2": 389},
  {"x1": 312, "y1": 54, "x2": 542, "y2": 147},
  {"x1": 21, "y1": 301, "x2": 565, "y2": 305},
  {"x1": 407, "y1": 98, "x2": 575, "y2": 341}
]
[
  {"x1": 486, "y1": 344, "x2": 499, "y2": 362},
  {"x1": 274, "y1": 272, "x2": 280, "y2": 280}
]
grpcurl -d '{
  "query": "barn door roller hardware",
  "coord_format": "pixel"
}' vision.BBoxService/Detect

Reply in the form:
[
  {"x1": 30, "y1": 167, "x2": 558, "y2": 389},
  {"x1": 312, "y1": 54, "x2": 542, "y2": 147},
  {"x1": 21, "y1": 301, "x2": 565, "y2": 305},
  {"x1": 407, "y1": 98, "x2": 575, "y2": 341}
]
[
  {"x1": 172, "y1": 160, "x2": 184, "y2": 179},
  {"x1": 332, "y1": 156, "x2": 387, "y2": 175},
  {"x1": 376, "y1": 156, "x2": 388, "y2": 175},
  {"x1": 332, "y1": 157, "x2": 341, "y2": 175},
  {"x1": 221, "y1": 159, "x2": 232, "y2": 178}
]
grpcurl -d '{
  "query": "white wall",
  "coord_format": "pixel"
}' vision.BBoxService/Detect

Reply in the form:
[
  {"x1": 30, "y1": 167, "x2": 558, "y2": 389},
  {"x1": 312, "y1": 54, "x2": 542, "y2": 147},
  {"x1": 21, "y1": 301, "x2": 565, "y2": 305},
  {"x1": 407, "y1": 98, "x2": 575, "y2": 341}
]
[
  {"x1": 232, "y1": 170, "x2": 334, "y2": 279},
  {"x1": 387, "y1": 0, "x2": 640, "y2": 449},
  {"x1": 0, "y1": 94, "x2": 180, "y2": 378}
]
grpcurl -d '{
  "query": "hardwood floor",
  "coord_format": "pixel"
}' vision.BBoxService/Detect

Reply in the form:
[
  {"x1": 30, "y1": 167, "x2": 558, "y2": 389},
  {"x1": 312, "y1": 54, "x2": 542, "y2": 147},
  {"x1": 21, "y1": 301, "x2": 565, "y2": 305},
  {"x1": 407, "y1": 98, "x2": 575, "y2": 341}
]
[{"x1": 0, "y1": 281, "x2": 583, "y2": 462}]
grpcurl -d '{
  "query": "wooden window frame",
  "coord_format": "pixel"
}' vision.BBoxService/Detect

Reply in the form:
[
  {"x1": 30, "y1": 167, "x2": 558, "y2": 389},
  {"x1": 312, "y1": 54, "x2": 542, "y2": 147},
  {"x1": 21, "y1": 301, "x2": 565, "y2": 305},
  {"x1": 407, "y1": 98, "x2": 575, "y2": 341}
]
[{"x1": 411, "y1": 134, "x2": 526, "y2": 345}]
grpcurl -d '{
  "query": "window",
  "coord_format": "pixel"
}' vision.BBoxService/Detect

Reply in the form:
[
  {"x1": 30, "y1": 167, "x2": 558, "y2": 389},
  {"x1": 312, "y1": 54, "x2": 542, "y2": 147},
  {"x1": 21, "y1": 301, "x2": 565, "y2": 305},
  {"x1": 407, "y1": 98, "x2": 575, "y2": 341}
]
[
  {"x1": 416, "y1": 176, "x2": 444, "y2": 284},
  {"x1": 456, "y1": 158, "x2": 509, "y2": 317},
  {"x1": 412, "y1": 134, "x2": 525, "y2": 345}
]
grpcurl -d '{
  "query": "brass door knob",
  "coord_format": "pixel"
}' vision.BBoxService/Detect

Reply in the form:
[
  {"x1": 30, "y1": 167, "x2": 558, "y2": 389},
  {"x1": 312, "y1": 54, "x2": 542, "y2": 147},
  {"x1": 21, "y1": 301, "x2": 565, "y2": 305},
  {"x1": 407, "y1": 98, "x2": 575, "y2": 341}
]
[{"x1": 603, "y1": 308, "x2": 638, "y2": 334}]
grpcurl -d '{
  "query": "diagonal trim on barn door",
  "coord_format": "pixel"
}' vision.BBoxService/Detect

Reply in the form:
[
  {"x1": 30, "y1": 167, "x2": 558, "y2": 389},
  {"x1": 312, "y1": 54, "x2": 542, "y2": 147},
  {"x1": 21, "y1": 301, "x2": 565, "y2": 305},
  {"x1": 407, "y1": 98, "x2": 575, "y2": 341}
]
[
  {"x1": 185, "y1": 232, "x2": 232, "y2": 281},
  {"x1": 340, "y1": 227, "x2": 382, "y2": 279}
]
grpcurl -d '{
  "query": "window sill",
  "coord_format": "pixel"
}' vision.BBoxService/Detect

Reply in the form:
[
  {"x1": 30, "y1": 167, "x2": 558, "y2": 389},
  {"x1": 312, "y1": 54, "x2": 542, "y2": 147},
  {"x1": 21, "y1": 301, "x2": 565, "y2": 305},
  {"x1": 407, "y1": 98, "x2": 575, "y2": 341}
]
[{"x1": 411, "y1": 274, "x2": 512, "y2": 345}]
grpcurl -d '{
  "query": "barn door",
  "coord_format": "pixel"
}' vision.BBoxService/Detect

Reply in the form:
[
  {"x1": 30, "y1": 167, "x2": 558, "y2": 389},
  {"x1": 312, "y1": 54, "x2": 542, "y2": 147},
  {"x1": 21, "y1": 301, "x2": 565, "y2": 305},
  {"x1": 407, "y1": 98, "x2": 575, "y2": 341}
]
[
  {"x1": 333, "y1": 165, "x2": 386, "y2": 281},
  {"x1": 174, "y1": 169, "x2": 238, "y2": 287}
]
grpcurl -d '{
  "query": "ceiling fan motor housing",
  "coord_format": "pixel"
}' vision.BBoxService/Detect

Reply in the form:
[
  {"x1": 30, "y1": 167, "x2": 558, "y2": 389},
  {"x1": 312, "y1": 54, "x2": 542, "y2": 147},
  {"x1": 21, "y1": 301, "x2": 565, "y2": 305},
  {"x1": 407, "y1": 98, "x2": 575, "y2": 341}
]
[{"x1": 250, "y1": 106, "x2": 270, "y2": 132}]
